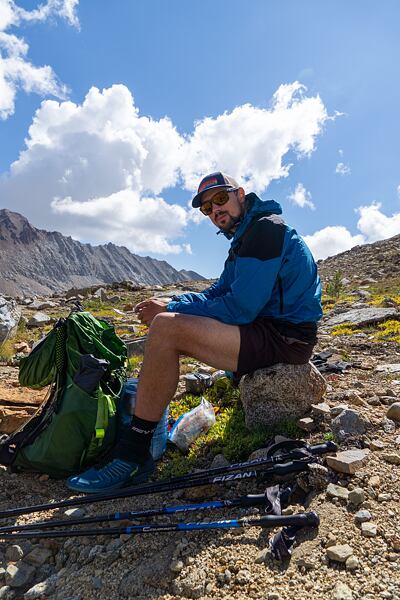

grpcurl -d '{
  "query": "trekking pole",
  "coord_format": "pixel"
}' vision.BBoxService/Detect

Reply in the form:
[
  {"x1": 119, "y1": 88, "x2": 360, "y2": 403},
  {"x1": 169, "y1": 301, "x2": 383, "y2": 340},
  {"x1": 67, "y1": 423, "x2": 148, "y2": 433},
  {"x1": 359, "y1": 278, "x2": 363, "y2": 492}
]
[
  {"x1": 0, "y1": 460, "x2": 308, "y2": 520},
  {"x1": 0, "y1": 441, "x2": 336, "y2": 520},
  {"x1": 0, "y1": 512, "x2": 320, "y2": 540},
  {"x1": 0, "y1": 490, "x2": 279, "y2": 535}
]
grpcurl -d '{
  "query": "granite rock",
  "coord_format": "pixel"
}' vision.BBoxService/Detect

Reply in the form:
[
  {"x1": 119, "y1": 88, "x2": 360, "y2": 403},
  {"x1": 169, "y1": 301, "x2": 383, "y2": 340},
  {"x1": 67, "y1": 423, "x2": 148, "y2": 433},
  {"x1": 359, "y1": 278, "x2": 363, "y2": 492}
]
[{"x1": 240, "y1": 362, "x2": 326, "y2": 429}]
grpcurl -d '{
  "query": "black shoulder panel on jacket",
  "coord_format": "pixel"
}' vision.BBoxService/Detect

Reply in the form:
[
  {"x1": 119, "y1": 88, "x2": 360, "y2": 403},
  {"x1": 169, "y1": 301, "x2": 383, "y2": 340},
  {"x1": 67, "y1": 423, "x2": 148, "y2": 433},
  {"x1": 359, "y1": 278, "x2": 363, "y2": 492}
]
[{"x1": 237, "y1": 216, "x2": 285, "y2": 261}]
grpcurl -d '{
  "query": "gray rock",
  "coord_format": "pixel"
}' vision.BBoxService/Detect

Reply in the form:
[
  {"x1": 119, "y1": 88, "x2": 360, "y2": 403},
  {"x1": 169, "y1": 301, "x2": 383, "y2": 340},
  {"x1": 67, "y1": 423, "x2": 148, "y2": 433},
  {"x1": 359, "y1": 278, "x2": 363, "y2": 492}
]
[
  {"x1": 381, "y1": 452, "x2": 400, "y2": 465},
  {"x1": 345, "y1": 556, "x2": 359, "y2": 571},
  {"x1": 240, "y1": 362, "x2": 326, "y2": 429},
  {"x1": 311, "y1": 402, "x2": 331, "y2": 416},
  {"x1": 298, "y1": 417, "x2": 315, "y2": 432},
  {"x1": 5, "y1": 563, "x2": 35, "y2": 589},
  {"x1": 376, "y1": 363, "x2": 400, "y2": 373},
  {"x1": 326, "y1": 544, "x2": 353, "y2": 563},
  {"x1": 27, "y1": 312, "x2": 52, "y2": 328},
  {"x1": 348, "y1": 488, "x2": 365, "y2": 506},
  {"x1": 0, "y1": 586, "x2": 14, "y2": 600},
  {"x1": 5, "y1": 546, "x2": 23, "y2": 562},
  {"x1": 23, "y1": 575, "x2": 57, "y2": 599},
  {"x1": 0, "y1": 297, "x2": 21, "y2": 345},
  {"x1": 326, "y1": 307, "x2": 399, "y2": 328},
  {"x1": 326, "y1": 449, "x2": 370, "y2": 474},
  {"x1": 382, "y1": 417, "x2": 396, "y2": 433},
  {"x1": 370, "y1": 439, "x2": 385, "y2": 450},
  {"x1": 355, "y1": 509, "x2": 372, "y2": 523},
  {"x1": 361, "y1": 522, "x2": 377, "y2": 537},
  {"x1": 64, "y1": 508, "x2": 86, "y2": 518},
  {"x1": 330, "y1": 404, "x2": 349, "y2": 416},
  {"x1": 24, "y1": 547, "x2": 52, "y2": 567},
  {"x1": 254, "y1": 547, "x2": 270, "y2": 564},
  {"x1": 332, "y1": 581, "x2": 353, "y2": 599},
  {"x1": 93, "y1": 288, "x2": 109, "y2": 302},
  {"x1": 387, "y1": 402, "x2": 400, "y2": 422},
  {"x1": 327, "y1": 483, "x2": 349, "y2": 501},
  {"x1": 37, "y1": 301, "x2": 56, "y2": 310},
  {"x1": 331, "y1": 409, "x2": 368, "y2": 438}
]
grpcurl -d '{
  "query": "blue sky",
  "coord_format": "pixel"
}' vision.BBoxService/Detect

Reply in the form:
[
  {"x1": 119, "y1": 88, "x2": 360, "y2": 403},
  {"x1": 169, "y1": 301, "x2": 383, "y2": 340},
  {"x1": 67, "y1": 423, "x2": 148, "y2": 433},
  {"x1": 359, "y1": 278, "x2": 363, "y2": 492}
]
[{"x1": 1, "y1": 0, "x2": 400, "y2": 278}]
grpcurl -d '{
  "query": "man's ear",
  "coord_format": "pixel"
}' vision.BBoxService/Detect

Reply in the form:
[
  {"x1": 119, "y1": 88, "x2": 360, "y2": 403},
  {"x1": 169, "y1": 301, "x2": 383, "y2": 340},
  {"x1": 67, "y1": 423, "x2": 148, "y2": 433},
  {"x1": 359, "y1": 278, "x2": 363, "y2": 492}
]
[{"x1": 238, "y1": 187, "x2": 246, "y2": 203}]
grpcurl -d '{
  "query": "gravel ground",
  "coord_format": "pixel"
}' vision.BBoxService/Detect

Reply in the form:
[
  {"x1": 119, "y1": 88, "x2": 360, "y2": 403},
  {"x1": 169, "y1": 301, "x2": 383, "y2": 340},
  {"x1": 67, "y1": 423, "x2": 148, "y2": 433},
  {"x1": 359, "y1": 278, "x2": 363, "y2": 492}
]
[{"x1": 0, "y1": 311, "x2": 399, "y2": 599}]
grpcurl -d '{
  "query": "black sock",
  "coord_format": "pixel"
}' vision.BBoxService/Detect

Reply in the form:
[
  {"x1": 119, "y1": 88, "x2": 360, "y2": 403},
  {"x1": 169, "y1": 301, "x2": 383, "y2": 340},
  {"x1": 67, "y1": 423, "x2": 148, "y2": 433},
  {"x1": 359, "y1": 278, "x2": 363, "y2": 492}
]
[{"x1": 115, "y1": 415, "x2": 158, "y2": 464}]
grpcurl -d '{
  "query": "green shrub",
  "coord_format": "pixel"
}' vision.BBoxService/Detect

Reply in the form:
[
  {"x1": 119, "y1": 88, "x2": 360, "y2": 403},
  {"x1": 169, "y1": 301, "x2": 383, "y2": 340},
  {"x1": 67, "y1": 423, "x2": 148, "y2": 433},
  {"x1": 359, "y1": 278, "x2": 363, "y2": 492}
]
[{"x1": 325, "y1": 270, "x2": 344, "y2": 299}]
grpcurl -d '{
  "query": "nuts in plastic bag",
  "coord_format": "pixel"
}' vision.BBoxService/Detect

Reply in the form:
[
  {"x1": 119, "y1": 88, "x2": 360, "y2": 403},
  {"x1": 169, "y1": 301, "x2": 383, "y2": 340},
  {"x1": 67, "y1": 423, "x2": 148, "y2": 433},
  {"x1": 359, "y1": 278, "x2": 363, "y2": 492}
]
[{"x1": 168, "y1": 397, "x2": 216, "y2": 452}]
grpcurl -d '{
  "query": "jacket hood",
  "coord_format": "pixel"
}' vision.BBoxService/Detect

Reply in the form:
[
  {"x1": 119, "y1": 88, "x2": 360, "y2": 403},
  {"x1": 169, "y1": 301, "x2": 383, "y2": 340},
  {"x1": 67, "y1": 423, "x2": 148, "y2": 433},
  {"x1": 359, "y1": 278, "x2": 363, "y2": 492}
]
[{"x1": 221, "y1": 193, "x2": 283, "y2": 241}]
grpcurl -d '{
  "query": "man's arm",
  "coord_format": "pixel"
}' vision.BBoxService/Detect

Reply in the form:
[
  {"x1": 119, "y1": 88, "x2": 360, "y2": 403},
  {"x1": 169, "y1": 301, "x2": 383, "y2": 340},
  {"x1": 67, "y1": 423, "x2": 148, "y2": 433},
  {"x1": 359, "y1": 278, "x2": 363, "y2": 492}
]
[{"x1": 166, "y1": 271, "x2": 230, "y2": 309}]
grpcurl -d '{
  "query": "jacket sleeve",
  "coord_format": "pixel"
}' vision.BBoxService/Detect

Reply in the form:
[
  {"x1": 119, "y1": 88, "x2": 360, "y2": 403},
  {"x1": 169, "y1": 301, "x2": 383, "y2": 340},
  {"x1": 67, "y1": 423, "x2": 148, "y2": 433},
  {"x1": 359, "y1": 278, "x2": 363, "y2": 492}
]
[
  {"x1": 166, "y1": 218, "x2": 286, "y2": 324},
  {"x1": 166, "y1": 268, "x2": 230, "y2": 310}
]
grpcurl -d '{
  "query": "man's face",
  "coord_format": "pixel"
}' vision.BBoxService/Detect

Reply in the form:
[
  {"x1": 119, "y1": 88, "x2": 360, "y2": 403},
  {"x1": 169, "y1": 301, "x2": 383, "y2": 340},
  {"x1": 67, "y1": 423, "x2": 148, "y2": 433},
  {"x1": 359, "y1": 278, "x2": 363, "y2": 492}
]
[{"x1": 201, "y1": 187, "x2": 246, "y2": 233}]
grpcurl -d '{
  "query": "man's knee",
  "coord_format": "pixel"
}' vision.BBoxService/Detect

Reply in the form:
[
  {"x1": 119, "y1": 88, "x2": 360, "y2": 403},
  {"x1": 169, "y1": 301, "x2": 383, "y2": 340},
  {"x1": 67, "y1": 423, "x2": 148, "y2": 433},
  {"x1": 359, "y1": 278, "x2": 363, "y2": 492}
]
[{"x1": 148, "y1": 312, "x2": 198, "y2": 345}]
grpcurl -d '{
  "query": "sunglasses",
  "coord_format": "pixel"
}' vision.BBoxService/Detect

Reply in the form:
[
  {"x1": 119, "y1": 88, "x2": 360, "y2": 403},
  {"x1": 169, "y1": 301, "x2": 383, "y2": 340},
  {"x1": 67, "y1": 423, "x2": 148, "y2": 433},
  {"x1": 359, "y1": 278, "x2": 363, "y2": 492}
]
[{"x1": 199, "y1": 189, "x2": 237, "y2": 216}]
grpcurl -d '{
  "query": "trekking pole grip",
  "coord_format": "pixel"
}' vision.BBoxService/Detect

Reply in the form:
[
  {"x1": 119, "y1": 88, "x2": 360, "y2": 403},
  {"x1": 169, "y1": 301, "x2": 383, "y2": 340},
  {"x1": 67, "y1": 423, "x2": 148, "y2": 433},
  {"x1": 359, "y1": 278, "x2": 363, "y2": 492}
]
[
  {"x1": 310, "y1": 441, "x2": 337, "y2": 455},
  {"x1": 257, "y1": 511, "x2": 320, "y2": 529}
]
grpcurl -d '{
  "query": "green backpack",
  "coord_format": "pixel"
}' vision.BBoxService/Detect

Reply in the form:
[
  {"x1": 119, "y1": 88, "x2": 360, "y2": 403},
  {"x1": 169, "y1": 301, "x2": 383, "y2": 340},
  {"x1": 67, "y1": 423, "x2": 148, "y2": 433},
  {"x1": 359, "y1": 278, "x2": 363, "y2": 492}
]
[{"x1": 0, "y1": 309, "x2": 127, "y2": 478}]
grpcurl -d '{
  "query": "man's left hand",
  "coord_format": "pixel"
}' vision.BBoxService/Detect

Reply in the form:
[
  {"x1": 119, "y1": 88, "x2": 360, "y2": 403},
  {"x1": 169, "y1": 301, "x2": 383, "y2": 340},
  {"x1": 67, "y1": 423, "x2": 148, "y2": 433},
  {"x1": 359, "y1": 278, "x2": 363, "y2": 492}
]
[{"x1": 135, "y1": 299, "x2": 168, "y2": 326}]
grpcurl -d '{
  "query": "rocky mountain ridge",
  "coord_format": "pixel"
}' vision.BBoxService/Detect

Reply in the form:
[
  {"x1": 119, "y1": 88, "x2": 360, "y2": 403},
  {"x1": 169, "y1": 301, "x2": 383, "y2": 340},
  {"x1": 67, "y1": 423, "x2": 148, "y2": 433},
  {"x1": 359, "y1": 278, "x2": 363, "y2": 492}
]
[
  {"x1": 0, "y1": 209, "x2": 204, "y2": 297},
  {"x1": 318, "y1": 233, "x2": 400, "y2": 283}
]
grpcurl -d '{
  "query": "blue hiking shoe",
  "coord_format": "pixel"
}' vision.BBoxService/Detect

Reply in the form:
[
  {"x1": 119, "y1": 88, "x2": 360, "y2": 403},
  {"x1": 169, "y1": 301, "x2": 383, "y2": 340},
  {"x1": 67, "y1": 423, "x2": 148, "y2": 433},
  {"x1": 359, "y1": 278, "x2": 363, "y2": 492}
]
[{"x1": 66, "y1": 455, "x2": 155, "y2": 494}]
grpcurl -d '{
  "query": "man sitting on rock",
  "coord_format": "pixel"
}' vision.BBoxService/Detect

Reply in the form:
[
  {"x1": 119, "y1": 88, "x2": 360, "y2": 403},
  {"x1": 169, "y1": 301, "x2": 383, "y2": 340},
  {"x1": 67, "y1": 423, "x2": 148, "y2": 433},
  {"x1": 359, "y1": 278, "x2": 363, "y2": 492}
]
[{"x1": 68, "y1": 172, "x2": 322, "y2": 493}]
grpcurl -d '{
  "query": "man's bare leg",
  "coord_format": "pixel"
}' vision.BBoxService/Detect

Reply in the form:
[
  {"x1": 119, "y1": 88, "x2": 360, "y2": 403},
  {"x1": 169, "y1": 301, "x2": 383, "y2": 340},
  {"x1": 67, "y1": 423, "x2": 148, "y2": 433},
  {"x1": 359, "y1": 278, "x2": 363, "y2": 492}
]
[
  {"x1": 135, "y1": 312, "x2": 241, "y2": 421},
  {"x1": 66, "y1": 312, "x2": 240, "y2": 492}
]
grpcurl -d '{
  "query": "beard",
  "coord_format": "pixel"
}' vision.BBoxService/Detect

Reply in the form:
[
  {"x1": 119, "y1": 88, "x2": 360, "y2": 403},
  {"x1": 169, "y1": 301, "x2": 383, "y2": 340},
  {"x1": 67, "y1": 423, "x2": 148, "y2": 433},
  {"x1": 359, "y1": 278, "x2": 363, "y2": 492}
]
[{"x1": 216, "y1": 209, "x2": 245, "y2": 234}]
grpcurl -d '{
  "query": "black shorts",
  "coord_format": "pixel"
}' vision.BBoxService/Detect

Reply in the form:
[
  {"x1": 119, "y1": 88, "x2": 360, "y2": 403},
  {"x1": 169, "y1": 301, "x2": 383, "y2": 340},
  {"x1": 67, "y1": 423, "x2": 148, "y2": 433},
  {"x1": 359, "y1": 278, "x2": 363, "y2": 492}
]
[{"x1": 236, "y1": 318, "x2": 315, "y2": 379}]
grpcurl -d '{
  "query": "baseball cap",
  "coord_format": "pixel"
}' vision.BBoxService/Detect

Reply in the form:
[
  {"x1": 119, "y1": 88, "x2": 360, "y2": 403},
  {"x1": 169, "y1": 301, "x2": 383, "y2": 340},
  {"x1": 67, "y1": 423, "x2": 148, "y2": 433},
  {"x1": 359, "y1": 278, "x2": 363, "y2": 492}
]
[{"x1": 191, "y1": 172, "x2": 240, "y2": 208}]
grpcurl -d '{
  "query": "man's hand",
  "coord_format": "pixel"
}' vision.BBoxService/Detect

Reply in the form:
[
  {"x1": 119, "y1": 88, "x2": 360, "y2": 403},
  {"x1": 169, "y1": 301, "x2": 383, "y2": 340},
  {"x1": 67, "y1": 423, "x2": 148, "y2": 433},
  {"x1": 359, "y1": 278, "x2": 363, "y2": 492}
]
[{"x1": 134, "y1": 298, "x2": 168, "y2": 326}]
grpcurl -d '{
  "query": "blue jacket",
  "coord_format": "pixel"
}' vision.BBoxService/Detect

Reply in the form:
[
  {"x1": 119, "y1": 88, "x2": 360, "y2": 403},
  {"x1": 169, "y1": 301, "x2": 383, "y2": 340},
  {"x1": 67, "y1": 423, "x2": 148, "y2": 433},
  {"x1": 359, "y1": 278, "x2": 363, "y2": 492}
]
[{"x1": 167, "y1": 194, "x2": 322, "y2": 333}]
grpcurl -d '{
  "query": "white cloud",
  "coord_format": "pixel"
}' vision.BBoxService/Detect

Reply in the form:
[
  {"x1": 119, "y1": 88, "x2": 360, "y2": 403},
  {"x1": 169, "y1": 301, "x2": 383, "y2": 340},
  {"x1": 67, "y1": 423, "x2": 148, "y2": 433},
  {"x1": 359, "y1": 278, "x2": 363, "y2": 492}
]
[
  {"x1": 0, "y1": 0, "x2": 78, "y2": 119},
  {"x1": 1, "y1": 82, "x2": 330, "y2": 255},
  {"x1": 304, "y1": 226, "x2": 364, "y2": 260},
  {"x1": 356, "y1": 202, "x2": 400, "y2": 242},
  {"x1": 288, "y1": 182, "x2": 315, "y2": 209},
  {"x1": 397, "y1": 184, "x2": 400, "y2": 199},
  {"x1": 335, "y1": 162, "x2": 351, "y2": 176},
  {"x1": 180, "y1": 82, "x2": 329, "y2": 193},
  {"x1": 51, "y1": 189, "x2": 189, "y2": 255},
  {"x1": 304, "y1": 202, "x2": 400, "y2": 260}
]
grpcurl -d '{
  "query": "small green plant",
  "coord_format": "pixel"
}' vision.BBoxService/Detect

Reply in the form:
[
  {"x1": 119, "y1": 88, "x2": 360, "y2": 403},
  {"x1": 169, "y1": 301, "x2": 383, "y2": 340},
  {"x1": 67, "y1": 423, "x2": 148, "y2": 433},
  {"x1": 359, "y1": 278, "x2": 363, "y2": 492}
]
[
  {"x1": 127, "y1": 355, "x2": 143, "y2": 375},
  {"x1": 323, "y1": 432, "x2": 334, "y2": 442},
  {"x1": 325, "y1": 270, "x2": 344, "y2": 300},
  {"x1": 331, "y1": 323, "x2": 362, "y2": 336},
  {"x1": 0, "y1": 340, "x2": 15, "y2": 362},
  {"x1": 158, "y1": 379, "x2": 303, "y2": 479},
  {"x1": 374, "y1": 320, "x2": 400, "y2": 344}
]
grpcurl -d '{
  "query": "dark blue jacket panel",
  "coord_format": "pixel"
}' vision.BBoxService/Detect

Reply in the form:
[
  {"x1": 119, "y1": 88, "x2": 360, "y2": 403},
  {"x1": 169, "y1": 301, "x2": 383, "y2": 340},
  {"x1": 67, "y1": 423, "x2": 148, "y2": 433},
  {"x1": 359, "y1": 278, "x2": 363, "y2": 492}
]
[{"x1": 167, "y1": 194, "x2": 322, "y2": 326}]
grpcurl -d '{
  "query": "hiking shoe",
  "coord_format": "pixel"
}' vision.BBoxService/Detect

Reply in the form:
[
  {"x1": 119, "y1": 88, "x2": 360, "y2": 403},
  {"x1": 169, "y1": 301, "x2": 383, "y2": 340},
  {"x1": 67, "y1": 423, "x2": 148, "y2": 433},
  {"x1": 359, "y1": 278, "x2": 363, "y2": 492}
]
[{"x1": 66, "y1": 455, "x2": 155, "y2": 494}]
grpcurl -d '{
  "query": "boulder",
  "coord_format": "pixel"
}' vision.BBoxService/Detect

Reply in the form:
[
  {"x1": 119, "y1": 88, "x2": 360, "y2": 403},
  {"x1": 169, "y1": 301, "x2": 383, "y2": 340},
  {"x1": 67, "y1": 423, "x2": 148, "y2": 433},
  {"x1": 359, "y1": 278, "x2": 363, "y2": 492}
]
[
  {"x1": 325, "y1": 307, "x2": 399, "y2": 328},
  {"x1": 27, "y1": 312, "x2": 52, "y2": 328},
  {"x1": 239, "y1": 362, "x2": 326, "y2": 430},
  {"x1": 0, "y1": 296, "x2": 21, "y2": 345}
]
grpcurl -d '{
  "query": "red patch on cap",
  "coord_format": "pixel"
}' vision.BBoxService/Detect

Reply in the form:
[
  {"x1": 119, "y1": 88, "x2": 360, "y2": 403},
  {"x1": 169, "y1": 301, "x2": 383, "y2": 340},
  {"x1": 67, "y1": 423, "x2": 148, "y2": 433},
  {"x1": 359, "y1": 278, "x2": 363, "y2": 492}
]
[{"x1": 199, "y1": 177, "x2": 218, "y2": 193}]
